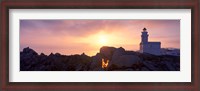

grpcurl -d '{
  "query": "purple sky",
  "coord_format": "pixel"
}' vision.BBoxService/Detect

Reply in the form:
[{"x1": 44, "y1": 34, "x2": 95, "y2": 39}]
[{"x1": 20, "y1": 20, "x2": 180, "y2": 56}]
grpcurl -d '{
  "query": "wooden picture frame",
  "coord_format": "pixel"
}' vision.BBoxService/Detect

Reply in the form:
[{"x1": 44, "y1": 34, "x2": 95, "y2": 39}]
[{"x1": 0, "y1": 0, "x2": 199, "y2": 91}]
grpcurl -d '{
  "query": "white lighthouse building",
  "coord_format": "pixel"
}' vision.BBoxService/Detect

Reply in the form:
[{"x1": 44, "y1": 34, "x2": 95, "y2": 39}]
[{"x1": 140, "y1": 28, "x2": 161, "y2": 55}]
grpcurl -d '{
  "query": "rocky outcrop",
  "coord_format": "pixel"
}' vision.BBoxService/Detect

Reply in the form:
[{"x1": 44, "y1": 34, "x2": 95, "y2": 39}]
[
  {"x1": 108, "y1": 47, "x2": 141, "y2": 68},
  {"x1": 20, "y1": 47, "x2": 92, "y2": 71},
  {"x1": 20, "y1": 46, "x2": 180, "y2": 71},
  {"x1": 100, "y1": 46, "x2": 116, "y2": 60},
  {"x1": 111, "y1": 47, "x2": 125, "y2": 61}
]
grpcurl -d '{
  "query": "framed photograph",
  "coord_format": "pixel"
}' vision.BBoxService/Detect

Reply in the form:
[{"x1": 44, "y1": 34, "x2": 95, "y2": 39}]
[{"x1": 1, "y1": 0, "x2": 199, "y2": 91}]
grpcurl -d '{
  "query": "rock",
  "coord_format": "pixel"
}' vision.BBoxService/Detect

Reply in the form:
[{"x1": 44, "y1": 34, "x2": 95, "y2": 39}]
[
  {"x1": 49, "y1": 53, "x2": 54, "y2": 56},
  {"x1": 112, "y1": 47, "x2": 125, "y2": 60},
  {"x1": 22, "y1": 47, "x2": 38, "y2": 55},
  {"x1": 40, "y1": 53, "x2": 46, "y2": 56},
  {"x1": 20, "y1": 47, "x2": 180, "y2": 71},
  {"x1": 39, "y1": 53, "x2": 47, "y2": 61},
  {"x1": 163, "y1": 61, "x2": 176, "y2": 71},
  {"x1": 100, "y1": 46, "x2": 116, "y2": 59},
  {"x1": 143, "y1": 61, "x2": 158, "y2": 71},
  {"x1": 21, "y1": 47, "x2": 38, "y2": 57},
  {"x1": 81, "y1": 53, "x2": 86, "y2": 56},
  {"x1": 109, "y1": 55, "x2": 141, "y2": 68},
  {"x1": 89, "y1": 53, "x2": 103, "y2": 71},
  {"x1": 124, "y1": 51, "x2": 137, "y2": 55},
  {"x1": 55, "y1": 53, "x2": 61, "y2": 56},
  {"x1": 76, "y1": 64, "x2": 83, "y2": 71}
]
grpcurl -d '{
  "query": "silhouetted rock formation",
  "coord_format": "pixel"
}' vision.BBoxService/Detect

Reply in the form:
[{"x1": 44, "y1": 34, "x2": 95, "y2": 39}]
[
  {"x1": 20, "y1": 46, "x2": 180, "y2": 71},
  {"x1": 100, "y1": 46, "x2": 116, "y2": 60},
  {"x1": 20, "y1": 47, "x2": 92, "y2": 71},
  {"x1": 108, "y1": 47, "x2": 141, "y2": 68}
]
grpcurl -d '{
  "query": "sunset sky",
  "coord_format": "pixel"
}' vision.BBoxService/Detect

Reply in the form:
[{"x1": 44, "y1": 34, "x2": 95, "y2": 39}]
[{"x1": 20, "y1": 20, "x2": 180, "y2": 56}]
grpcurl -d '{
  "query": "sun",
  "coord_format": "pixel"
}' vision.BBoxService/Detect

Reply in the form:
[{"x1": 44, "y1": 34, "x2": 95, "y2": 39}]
[{"x1": 98, "y1": 34, "x2": 108, "y2": 45}]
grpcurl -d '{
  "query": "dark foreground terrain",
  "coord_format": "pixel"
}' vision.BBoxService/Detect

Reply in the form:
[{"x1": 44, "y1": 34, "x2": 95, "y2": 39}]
[{"x1": 20, "y1": 46, "x2": 180, "y2": 71}]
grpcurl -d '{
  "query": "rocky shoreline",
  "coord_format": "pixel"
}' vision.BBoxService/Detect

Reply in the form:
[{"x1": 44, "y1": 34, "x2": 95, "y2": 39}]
[{"x1": 20, "y1": 46, "x2": 180, "y2": 71}]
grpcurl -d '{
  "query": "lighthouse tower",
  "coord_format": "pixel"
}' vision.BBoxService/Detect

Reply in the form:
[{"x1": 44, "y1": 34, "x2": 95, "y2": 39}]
[
  {"x1": 141, "y1": 28, "x2": 149, "y2": 43},
  {"x1": 139, "y1": 28, "x2": 161, "y2": 55}
]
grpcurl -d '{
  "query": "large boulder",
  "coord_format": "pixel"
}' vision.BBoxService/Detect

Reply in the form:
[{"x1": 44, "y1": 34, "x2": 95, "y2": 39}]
[
  {"x1": 100, "y1": 46, "x2": 116, "y2": 59},
  {"x1": 111, "y1": 47, "x2": 125, "y2": 61}
]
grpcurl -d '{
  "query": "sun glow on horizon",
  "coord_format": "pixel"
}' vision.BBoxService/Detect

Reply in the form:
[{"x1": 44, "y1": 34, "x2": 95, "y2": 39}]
[
  {"x1": 75, "y1": 30, "x2": 139, "y2": 56},
  {"x1": 98, "y1": 34, "x2": 108, "y2": 46}
]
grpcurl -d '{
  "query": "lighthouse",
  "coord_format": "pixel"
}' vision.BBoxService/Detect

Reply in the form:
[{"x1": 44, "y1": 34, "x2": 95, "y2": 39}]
[{"x1": 139, "y1": 28, "x2": 161, "y2": 55}]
